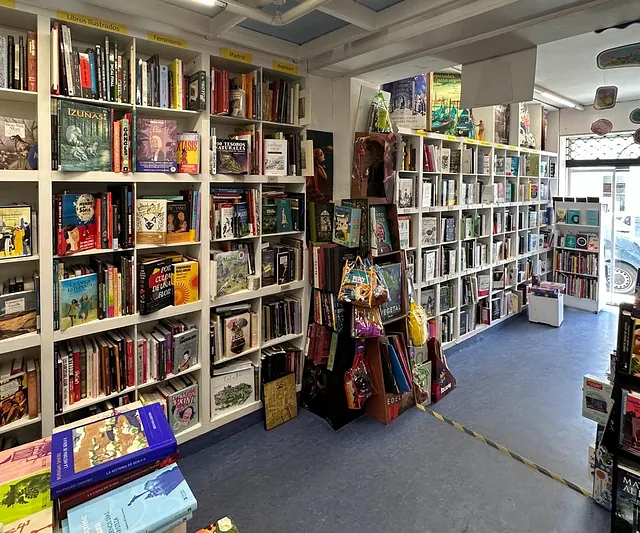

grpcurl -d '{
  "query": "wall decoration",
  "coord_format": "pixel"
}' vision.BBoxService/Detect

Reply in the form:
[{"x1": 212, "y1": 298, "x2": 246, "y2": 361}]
[
  {"x1": 597, "y1": 43, "x2": 640, "y2": 69},
  {"x1": 494, "y1": 104, "x2": 510, "y2": 144},
  {"x1": 594, "y1": 86, "x2": 618, "y2": 110},
  {"x1": 305, "y1": 130, "x2": 334, "y2": 202},
  {"x1": 630, "y1": 108, "x2": 640, "y2": 124},
  {"x1": 428, "y1": 72, "x2": 475, "y2": 138},
  {"x1": 519, "y1": 103, "x2": 536, "y2": 148},
  {"x1": 381, "y1": 74, "x2": 427, "y2": 129},
  {"x1": 591, "y1": 119, "x2": 614, "y2": 136}
]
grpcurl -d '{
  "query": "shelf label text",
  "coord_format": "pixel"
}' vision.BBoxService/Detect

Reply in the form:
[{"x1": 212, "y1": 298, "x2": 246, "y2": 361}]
[
  {"x1": 221, "y1": 47, "x2": 252, "y2": 64},
  {"x1": 56, "y1": 11, "x2": 127, "y2": 34},
  {"x1": 147, "y1": 32, "x2": 187, "y2": 48},
  {"x1": 272, "y1": 60, "x2": 298, "y2": 75},
  {"x1": 0, "y1": 0, "x2": 16, "y2": 7}
]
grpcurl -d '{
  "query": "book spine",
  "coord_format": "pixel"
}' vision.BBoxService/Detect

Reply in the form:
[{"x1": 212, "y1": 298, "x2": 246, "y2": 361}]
[
  {"x1": 0, "y1": 36, "x2": 7, "y2": 89},
  {"x1": 87, "y1": 49, "x2": 98, "y2": 99},
  {"x1": 160, "y1": 65, "x2": 168, "y2": 108},
  {"x1": 62, "y1": 349, "x2": 69, "y2": 409},
  {"x1": 109, "y1": 41, "x2": 115, "y2": 101},
  {"x1": 121, "y1": 116, "x2": 130, "y2": 172},
  {"x1": 171, "y1": 59, "x2": 180, "y2": 109},
  {"x1": 95, "y1": 44, "x2": 103, "y2": 100},
  {"x1": 73, "y1": 347, "x2": 81, "y2": 401},
  {"x1": 20, "y1": 36, "x2": 25, "y2": 90},
  {"x1": 113, "y1": 120, "x2": 121, "y2": 173},
  {"x1": 13, "y1": 39, "x2": 19, "y2": 90},
  {"x1": 142, "y1": 61, "x2": 148, "y2": 106},
  {"x1": 27, "y1": 32, "x2": 36, "y2": 91},
  {"x1": 61, "y1": 26, "x2": 74, "y2": 96},
  {"x1": 117, "y1": 53, "x2": 122, "y2": 103},
  {"x1": 27, "y1": 363, "x2": 38, "y2": 417},
  {"x1": 72, "y1": 48, "x2": 81, "y2": 97},
  {"x1": 104, "y1": 36, "x2": 110, "y2": 100}
]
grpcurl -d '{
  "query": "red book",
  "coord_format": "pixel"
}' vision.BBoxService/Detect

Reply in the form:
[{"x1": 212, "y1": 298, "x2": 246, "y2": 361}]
[
  {"x1": 73, "y1": 345, "x2": 81, "y2": 403},
  {"x1": 27, "y1": 31, "x2": 37, "y2": 92},
  {"x1": 126, "y1": 335, "x2": 134, "y2": 387},
  {"x1": 106, "y1": 191, "x2": 113, "y2": 249},
  {"x1": 79, "y1": 53, "x2": 92, "y2": 98}
]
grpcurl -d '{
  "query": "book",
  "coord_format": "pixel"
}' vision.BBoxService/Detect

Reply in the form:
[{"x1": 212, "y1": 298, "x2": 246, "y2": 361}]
[
  {"x1": 211, "y1": 357, "x2": 254, "y2": 416},
  {"x1": 0, "y1": 368, "x2": 28, "y2": 427},
  {"x1": 0, "y1": 116, "x2": 37, "y2": 170},
  {"x1": 167, "y1": 379, "x2": 199, "y2": 435},
  {"x1": 398, "y1": 178, "x2": 414, "y2": 208},
  {"x1": 421, "y1": 216, "x2": 437, "y2": 246},
  {"x1": 264, "y1": 138, "x2": 287, "y2": 176},
  {"x1": 58, "y1": 100, "x2": 111, "y2": 171},
  {"x1": 136, "y1": 199, "x2": 167, "y2": 245},
  {"x1": 173, "y1": 260, "x2": 199, "y2": 305},
  {"x1": 65, "y1": 464, "x2": 196, "y2": 533},
  {"x1": 135, "y1": 118, "x2": 178, "y2": 172},
  {"x1": 138, "y1": 256, "x2": 174, "y2": 315},
  {"x1": 565, "y1": 234, "x2": 577, "y2": 248},
  {"x1": 478, "y1": 274, "x2": 490, "y2": 297},
  {"x1": 332, "y1": 205, "x2": 361, "y2": 248},
  {"x1": 173, "y1": 328, "x2": 198, "y2": 373},
  {"x1": 166, "y1": 200, "x2": 191, "y2": 243},
  {"x1": 309, "y1": 202, "x2": 333, "y2": 243},
  {"x1": 0, "y1": 205, "x2": 33, "y2": 259},
  {"x1": 211, "y1": 249, "x2": 249, "y2": 298},
  {"x1": 370, "y1": 206, "x2": 393, "y2": 255},
  {"x1": 59, "y1": 273, "x2": 98, "y2": 331},
  {"x1": 378, "y1": 262, "x2": 403, "y2": 322},
  {"x1": 56, "y1": 194, "x2": 97, "y2": 255},
  {"x1": 51, "y1": 403, "x2": 177, "y2": 499},
  {"x1": 615, "y1": 462, "x2": 640, "y2": 532},
  {"x1": 586, "y1": 209, "x2": 599, "y2": 226},
  {"x1": 177, "y1": 132, "x2": 199, "y2": 174},
  {"x1": 398, "y1": 216, "x2": 411, "y2": 249},
  {"x1": 224, "y1": 312, "x2": 251, "y2": 357},
  {"x1": 275, "y1": 198, "x2": 293, "y2": 233},
  {"x1": 567, "y1": 209, "x2": 581, "y2": 224},
  {"x1": 216, "y1": 139, "x2": 248, "y2": 174}
]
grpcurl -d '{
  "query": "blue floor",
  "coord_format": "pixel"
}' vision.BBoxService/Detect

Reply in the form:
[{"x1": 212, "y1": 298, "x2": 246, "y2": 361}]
[{"x1": 180, "y1": 308, "x2": 614, "y2": 532}]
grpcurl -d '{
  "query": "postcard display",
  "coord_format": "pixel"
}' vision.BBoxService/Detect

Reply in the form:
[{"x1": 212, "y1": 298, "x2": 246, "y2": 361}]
[{"x1": 0, "y1": 5, "x2": 309, "y2": 447}]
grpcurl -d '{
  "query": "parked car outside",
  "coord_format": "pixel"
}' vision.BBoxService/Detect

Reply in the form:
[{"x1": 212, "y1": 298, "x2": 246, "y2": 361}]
[{"x1": 605, "y1": 231, "x2": 640, "y2": 294}]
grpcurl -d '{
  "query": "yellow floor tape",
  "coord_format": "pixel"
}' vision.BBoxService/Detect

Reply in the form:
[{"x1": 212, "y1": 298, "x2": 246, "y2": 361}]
[{"x1": 417, "y1": 404, "x2": 592, "y2": 499}]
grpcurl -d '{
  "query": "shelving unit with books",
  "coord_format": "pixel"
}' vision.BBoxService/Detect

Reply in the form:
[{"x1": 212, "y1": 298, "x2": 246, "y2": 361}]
[
  {"x1": 0, "y1": 3, "x2": 310, "y2": 449},
  {"x1": 397, "y1": 129, "x2": 558, "y2": 351},
  {"x1": 552, "y1": 200, "x2": 606, "y2": 313}
]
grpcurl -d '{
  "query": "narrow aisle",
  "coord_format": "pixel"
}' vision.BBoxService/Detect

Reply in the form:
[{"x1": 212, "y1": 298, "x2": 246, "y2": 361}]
[{"x1": 437, "y1": 307, "x2": 616, "y2": 489}]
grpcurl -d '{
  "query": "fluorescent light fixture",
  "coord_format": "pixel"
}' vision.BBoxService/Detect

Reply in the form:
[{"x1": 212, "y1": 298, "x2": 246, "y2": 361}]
[{"x1": 533, "y1": 88, "x2": 584, "y2": 110}]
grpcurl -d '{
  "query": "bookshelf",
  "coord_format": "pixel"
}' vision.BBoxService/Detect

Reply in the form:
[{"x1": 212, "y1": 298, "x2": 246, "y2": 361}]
[
  {"x1": 0, "y1": 5, "x2": 308, "y2": 447},
  {"x1": 397, "y1": 129, "x2": 558, "y2": 350},
  {"x1": 552, "y1": 200, "x2": 606, "y2": 313}
]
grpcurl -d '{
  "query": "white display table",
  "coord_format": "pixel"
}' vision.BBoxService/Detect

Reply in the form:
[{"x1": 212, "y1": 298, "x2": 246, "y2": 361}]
[{"x1": 528, "y1": 293, "x2": 564, "y2": 327}]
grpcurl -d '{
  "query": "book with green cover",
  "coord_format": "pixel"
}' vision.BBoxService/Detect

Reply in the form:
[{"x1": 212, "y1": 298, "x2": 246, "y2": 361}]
[
  {"x1": 342, "y1": 199, "x2": 369, "y2": 251},
  {"x1": 371, "y1": 205, "x2": 393, "y2": 255},
  {"x1": 58, "y1": 100, "x2": 111, "y2": 171},
  {"x1": 309, "y1": 201, "x2": 334, "y2": 243},
  {"x1": 275, "y1": 198, "x2": 293, "y2": 233},
  {"x1": 332, "y1": 205, "x2": 361, "y2": 248}
]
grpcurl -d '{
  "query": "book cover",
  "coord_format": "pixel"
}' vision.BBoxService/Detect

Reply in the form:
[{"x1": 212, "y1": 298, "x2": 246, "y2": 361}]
[
  {"x1": 0, "y1": 116, "x2": 38, "y2": 170},
  {"x1": 332, "y1": 205, "x2": 361, "y2": 248},
  {"x1": 565, "y1": 234, "x2": 577, "y2": 248},
  {"x1": 567, "y1": 209, "x2": 581, "y2": 224},
  {"x1": 586, "y1": 210, "x2": 599, "y2": 226},
  {"x1": 211, "y1": 362, "x2": 254, "y2": 416},
  {"x1": 4, "y1": 508, "x2": 53, "y2": 533},
  {"x1": 342, "y1": 199, "x2": 369, "y2": 251},
  {"x1": 371, "y1": 206, "x2": 393, "y2": 255},
  {"x1": 166, "y1": 200, "x2": 191, "y2": 243},
  {"x1": 421, "y1": 216, "x2": 437, "y2": 246},
  {"x1": 0, "y1": 205, "x2": 33, "y2": 259},
  {"x1": 57, "y1": 194, "x2": 96, "y2": 255},
  {"x1": 398, "y1": 216, "x2": 410, "y2": 249},
  {"x1": 216, "y1": 139, "x2": 248, "y2": 174},
  {"x1": 135, "y1": 118, "x2": 178, "y2": 172},
  {"x1": 0, "y1": 470, "x2": 52, "y2": 527},
  {"x1": 50, "y1": 403, "x2": 177, "y2": 499},
  {"x1": 168, "y1": 383, "x2": 198, "y2": 435},
  {"x1": 138, "y1": 256, "x2": 173, "y2": 315},
  {"x1": 173, "y1": 328, "x2": 198, "y2": 373},
  {"x1": 0, "y1": 371, "x2": 28, "y2": 427},
  {"x1": 136, "y1": 199, "x2": 167, "y2": 245},
  {"x1": 177, "y1": 132, "x2": 199, "y2": 174},
  {"x1": 224, "y1": 312, "x2": 251, "y2": 357},
  {"x1": 397, "y1": 178, "x2": 414, "y2": 208},
  {"x1": 381, "y1": 74, "x2": 427, "y2": 129},
  {"x1": 212, "y1": 249, "x2": 249, "y2": 297},
  {"x1": 0, "y1": 288, "x2": 38, "y2": 341},
  {"x1": 309, "y1": 202, "x2": 333, "y2": 243},
  {"x1": 0, "y1": 437, "x2": 51, "y2": 487},
  {"x1": 264, "y1": 138, "x2": 287, "y2": 176},
  {"x1": 429, "y1": 72, "x2": 473, "y2": 137},
  {"x1": 615, "y1": 462, "x2": 640, "y2": 532},
  {"x1": 379, "y1": 262, "x2": 403, "y2": 322},
  {"x1": 173, "y1": 260, "x2": 199, "y2": 306},
  {"x1": 59, "y1": 273, "x2": 98, "y2": 331},
  {"x1": 588, "y1": 234, "x2": 599, "y2": 251},
  {"x1": 66, "y1": 464, "x2": 195, "y2": 533},
  {"x1": 58, "y1": 101, "x2": 111, "y2": 171},
  {"x1": 275, "y1": 198, "x2": 293, "y2": 233},
  {"x1": 556, "y1": 208, "x2": 567, "y2": 223}
]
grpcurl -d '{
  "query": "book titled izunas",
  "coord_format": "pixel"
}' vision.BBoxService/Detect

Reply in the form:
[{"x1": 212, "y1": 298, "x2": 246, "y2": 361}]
[
  {"x1": 65, "y1": 464, "x2": 196, "y2": 533},
  {"x1": 216, "y1": 139, "x2": 248, "y2": 174},
  {"x1": 58, "y1": 101, "x2": 111, "y2": 171},
  {"x1": 50, "y1": 403, "x2": 177, "y2": 499}
]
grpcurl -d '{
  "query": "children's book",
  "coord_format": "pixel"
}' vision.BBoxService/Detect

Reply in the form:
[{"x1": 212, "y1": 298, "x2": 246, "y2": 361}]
[
  {"x1": 371, "y1": 206, "x2": 393, "y2": 255},
  {"x1": 216, "y1": 139, "x2": 248, "y2": 174},
  {"x1": 0, "y1": 116, "x2": 38, "y2": 170},
  {"x1": 0, "y1": 205, "x2": 33, "y2": 259},
  {"x1": 59, "y1": 273, "x2": 98, "y2": 331},
  {"x1": 57, "y1": 194, "x2": 96, "y2": 255},
  {"x1": 177, "y1": 132, "x2": 199, "y2": 174},
  {"x1": 58, "y1": 101, "x2": 111, "y2": 171},
  {"x1": 136, "y1": 199, "x2": 168, "y2": 245},
  {"x1": 167, "y1": 380, "x2": 199, "y2": 435},
  {"x1": 65, "y1": 464, "x2": 195, "y2": 533},
  {"x1": 173, "y1": 260, "x2": 199, "y2": 306},
  {"x1": 51, "y1": 403, "x2": 177, "y2": 499},
  {"x1": 135, "y1": 118, "x2": 178, "y2": 173},
  {"x1": 211, "y1": 249, "x2": 249, "y2": 298},
  {"x1": 332, "y1": 205, "x2": 361, "y2": 248}
]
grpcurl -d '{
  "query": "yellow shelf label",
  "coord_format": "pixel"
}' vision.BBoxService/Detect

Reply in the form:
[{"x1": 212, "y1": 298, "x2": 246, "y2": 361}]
[
  {"x1": 444, "y1": 134, "x2": 458, "y2": 141},
  {"x1": 147, "y1": 32, "x2": 187, "y2": 49},
  {"x1": 56, "y1": 11, "x2": 127, "y2": 34},
  {"x1": 495, "y1": 143, "x2": 507, "y2": 149},
  {"x1": 221, "y1": 47, "x2": 253, "y2": 64},
  {"x1": 0, "y1": 0, "x2": 16, "y2": 7},
  {"x1": 479, "y1": 140, "x2": 493, "y2": 147},
  {"x1": 272, "y1": 60, "x2": 298, "y2": 75}
]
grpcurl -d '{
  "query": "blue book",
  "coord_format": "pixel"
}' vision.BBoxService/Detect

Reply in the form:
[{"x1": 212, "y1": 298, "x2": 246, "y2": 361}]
[
  {"x1": 66, "y1": 465, "x2": 196, "y2": 533},
  {"x1": 586, "y1": 209, "x2": 599, "y2": 226},
  {"x1": 59, "y1": 273, "x2": 98, "y2": 331},
  {"x1": 387, "y1": 344, "x2": 411, "y2": 393},
  {"x1": 51, "y1": 403, "x2": 177, "y2": 499},
  {"x1": 88, "y1": 51, "x2": 98, "y2": 99}
]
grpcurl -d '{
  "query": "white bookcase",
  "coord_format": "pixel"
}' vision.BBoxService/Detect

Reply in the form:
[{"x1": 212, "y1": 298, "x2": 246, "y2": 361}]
[
  {"x1": 0, "y1": 5, "x2": 307, "y2": 446},
  {"x1": 397, "y1": 129, "x2": 558, "y2": 350},
  {"x1": 552, "y1": 200, "x2": 606, "y2": 313}
]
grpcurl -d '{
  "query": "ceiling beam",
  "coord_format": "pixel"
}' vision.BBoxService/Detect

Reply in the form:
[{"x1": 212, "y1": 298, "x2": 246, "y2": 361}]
[
  {"x1": 218, "y1": 26, "x2": 301, "y2": 59},
  {"x1": 209, "y1": 0, "x2": 272, "y2": 35},
  {"x1": 317, "y1": 0, "x2": 377, "y2": 31}
]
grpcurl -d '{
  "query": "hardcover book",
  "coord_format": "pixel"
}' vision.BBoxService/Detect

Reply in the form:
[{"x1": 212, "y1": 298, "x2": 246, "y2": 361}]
[
  {"x1": 0, "y1": 288, "x2": 38, "y2": 341},
  {"x1": 136, "y1": 199, "x2": 167, "y2": 245},
  {"x1": 65, "y1": 464, "x2": 195, "y2": 533},
  {"x1": 567, "y1": 209, "x2": 581, "y2": 224},
  {"x1": 275, "y1": 198, "x2": 293, "y2": 233},
  {"x1": 173, "y1": 328, "x2": 198, "y2": 373},
  {"x1": 58, "y1": 101, "x2": 111, "y2": 171},
  {"x1": 224, "y1": 312, "x2": 251, "y2": 357},
  {"x1": 309, "y1": 202, "x2": 334, "y2": 243},
  {"x1": 59, "y1": 273, "x2": 98, "y2": 331},
  {"x1": 378, "y1": 262, "x2": 403, "y2": 322},
  {"x1": 138, "y1": 256, "x2": 174, "y2": 315},
  {"x1": 332, "y1": 205, "x2": 361, "y2": 248},
  {"x1": 216, "y1": 139, "x2": 248, "y2": 174},
  {"x1": 166, "y1": 200, "x2": 191, "y2": 243},
  {"x1": 586, "y1": 209, "x2": 599, "y2": 226},
  {"x1": 50, "y1": 403, "x2": 177, "y2": 499},
  {"x1": 211, "y1": 358, "x2": 254, "y2": 416},
  {"x1": 136, "y1": 118, "x2": 178, "y2": 172},
  {"x1": 264, "y1": 138, "x2": 287, "y2": 176},
  {"x1": 212, "y1": 249, "x2": 249, "y2": 297},
  {"x1": 371, "y1": 206, "x2": 393, "y2": 255},
  {"x1": 421, "y1": 216, "x2": 437, "y2": 246},
  {"x1": 177, "y1": 132, "x2": 199, "y2": 174},
  {"x1": 0, "y1": 116, "x2": 38, "y2": 170},
  {"x1": 168, "y1": 382, "x2": 199, "y2": 435},
  {"x1": 0, "y1": 205, "x2": 33, "y2": 259},
  {"x1": 0, "y1": 467, "x2": 51, "y2": 527},
  {"x1": 57, "y1": 193, "x2": 97, "y2": 255},
  {"x1": 173, "y1": 260, "x2": 199, "y2": 306}
]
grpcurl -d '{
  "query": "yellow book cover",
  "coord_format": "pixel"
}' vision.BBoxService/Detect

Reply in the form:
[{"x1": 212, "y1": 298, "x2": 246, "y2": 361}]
[
  {"x1": 177, "y1": 133, "x2": 199, "y2": 174},
  {"x1": 0, "y1": 205, "x2": 32, "y2": 259},
  {"x1": 173, "y1": 260, "x2": 199, "y2": 305},
  {"x1": 171, "y1": 58, "x2": 181, "y2": 109}
]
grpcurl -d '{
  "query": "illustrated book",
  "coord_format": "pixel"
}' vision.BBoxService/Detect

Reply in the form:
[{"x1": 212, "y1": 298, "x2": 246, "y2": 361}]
[
  {"x1": 378, "y1": 262, "x2": 403, "y2": 322},
  {"x1": 173, "y1": 260, "x2": 199, "y2": 306},
  {"x1": 211, "y1": 249, "x2": 249, "y2": 298},
  {"x1": 216, "y1": 139, "x2": 248, "y2": 174},
  {"x1": 211, "y1": 357, "x2": 254, "y2": 416},
  {"x1": 264, "y1": 138, "x2": 287, "y2": 176},
  {"x1": 309, "y1": 201, "x2": 334, "y2": 243},
  {"x1": 138, "y1": 255, "x2": 174, "y2": 315},
  {"x1": 173, "y1": 328, "x2": 198, "y2": 373},
  {"x1": 135, "y1": 118, "x2": 178, "y2": 173},
  {"x1": 58, "y1": 100, "x2": 111, "y2": 171},
  {"x1": 59, "y1": 273, "x2": 98, "y2": 331},
  {"x1": 136, "y1": 199, "x2": 168, "y2": 245},
  {"x1": 370, "y1": 206, "x2": 393, "y2": 255},
  {"x1": 0, "y1": 205, "x2": 33, "y2": 259},
  {"x1": 0, "y1": 116, "x2": 38, "y2": 170},
  {"x1": 177, "y1": 132, "x2": 199, "y2": 174},
  {"x1": 56, "y1": 193, "x2": 97, "y2": 255},
  {"x1": 332, "y1": 205, "x2": 361, "y2": 248},
  {"x1": 168, "y1": 380, "x2": 199, "y2": 435},
  {"x1": 223, "y1": 312, "x2": 251, "y2": 358}
]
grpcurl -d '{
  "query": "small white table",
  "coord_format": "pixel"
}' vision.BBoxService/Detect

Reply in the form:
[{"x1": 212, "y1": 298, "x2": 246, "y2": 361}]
[{"x1": 528, "y1": 293, "x2": 564, "y2": 327}]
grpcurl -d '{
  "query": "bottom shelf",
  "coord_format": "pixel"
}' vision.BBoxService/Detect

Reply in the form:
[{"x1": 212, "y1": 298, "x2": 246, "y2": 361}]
[{"x1": 564, "y1": 294, "x2": 600, "y2": 312}]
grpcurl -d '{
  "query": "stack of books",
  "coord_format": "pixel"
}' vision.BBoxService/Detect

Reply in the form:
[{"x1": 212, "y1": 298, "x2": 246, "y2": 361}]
[
  {"x1": 210, "y1": 302, "x2": 258, "y2": 364},
  {"x1": 139, "y1": 375, "x2": 200, "y2": 436},
  {"x1": 262, "y1": 239, "x2": 304, "y2": 287},
  {"x1": 136, "y1": 190, "x2": 201, "y2": 245},
  {"x1": 262, "y1": 295, "x2": 302, "y2": 342},
  {"x1": 262, "y1": 189, "x2": 305, "y2": 234},
  {"x1": 0, "y1": 356, "x2": 39, "y2": 427},
  {"x1": 51, "y1": 403, "x2": 197, "y2": 531},
  {"x1": 138, "y1": 252, "x2": 199, "y2": 313},
  {"x1": 0, "y1": 31, "x2": 37, "y2": 91},
  {"x1": 261, "y1": 342, "x2": 303, "y2": 386},
  {"x1": 210, "y1": 187, "x2": 259, "y2": 240}
]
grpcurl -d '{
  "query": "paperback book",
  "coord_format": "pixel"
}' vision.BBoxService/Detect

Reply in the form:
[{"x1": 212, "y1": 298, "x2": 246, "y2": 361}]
[
  {"x1": 177, "y1": 132, "x2": 199, "y2": 174},
  {"x1": 136, "y1": 118, "x2": 178, "y2": 172},
  {"x1": 138, "y1": 256, "x2": 174, "y2": 315},
  {"x1": 370, "y1": 206, "x2": 393, "y2": 255},
  {"x1": 56, "y1": 193, "x2": 97, "y2": 255},
  {"x1": 216, "y1": 139, "x2": 248, "y2": 174},
  {"x1": 264, "y1": 138, "x2": 287, "y2": 176},
  {"x1": 0, "y1": 205, "x2": 33, "y2": 259},
  {"x1": 332, "y1": 205, "x2": 361, "y2": 248}
]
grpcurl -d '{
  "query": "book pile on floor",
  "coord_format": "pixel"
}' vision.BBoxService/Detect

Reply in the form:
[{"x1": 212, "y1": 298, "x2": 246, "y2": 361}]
[{"x1": 51, "y1": 402, "x2": 197, "y2": 532}]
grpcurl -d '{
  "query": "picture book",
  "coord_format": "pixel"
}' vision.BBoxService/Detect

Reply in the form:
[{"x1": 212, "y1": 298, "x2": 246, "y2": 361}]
[
  {"x1": 136, "y1": 199, "x2": 167, "y2": 245},
  {"x1": 224, "y1": 312, "x2": 251, "y2": 357},
  {"x1": 0, "y1": 205, "x2": 33, "y2": 259},
  {"x1": 264, "y1": 138, "x2": 287, "y2": 176},
  {"x1": 586, "y1": 209, "x2": 599, "y2": 226},
  {"x1": 173, "y1": 260, "x2": 199, "y2": 306},
  {"x1": 56, "y1": 194, "x2": 96, "y2": 255},
  {"x1": 216, "y1": 139, "x2": 248, "y2": 174},
  {"x1": 309, "y1": 202, "x2": 334, "y2": 243},
  {"x1": 58, "y1": 101, "x2": 111, "y2": 171},
  {"x1": 166, "y1": 200, "x2": 191, "y2": 243},
  {"x1": 0, "y1": 116, "x2": 38, "y2": 170},
  {"x1": 342, "y1": 199, "x2": 369, "y2": 251},
  {"x1": 50, "y1": 403, "x2": 177, "y2": 499},
  {"x1": 59, "y1": 273, "x2": 98, "y2": 331},
  {"x1": 135, "y1": 118, "x2": 178, "y2": 172},
  {"x1": 173, "y1": 328, "x2": 198, "y2": 373},
  {"x1": 378, "y1": 262, "x2": 403, "y2": 322},
  {"x1": 138, "y1": 256, "x2": 174, "y2": 315},
  {"x1": 567, "y1": 209, "x2": 581, "y2": 224},
  {"x1": 371, "y1": 206, "x2": 393, "y2": 255},
  {"x1": 211, "y1": 359, "x2": 254, "y2": 415},
  {"x1": 65, "y1": 464, "x2": 195, "y2": 533},
  {"x1": 212, "y1": 249, "x2": 249, "y2": 298},
  {"x1": 177, "y1": 132, "x2": 199, "y2": 174},
  {"x1": 421, "y1": 216, "x2": 437, "y2": 246},
  {"x1": 168, "y1": 382, "x2": 199, "y2": 435},
  {"x1": 332, "y1": 205, "x2": 361, "y2": 248},
  {"x1": 0, "y1": 469, "x2": 51, "y2": 526},
  {"x1": 275, "y1": 198, "x2": 293, "y2": 233}
]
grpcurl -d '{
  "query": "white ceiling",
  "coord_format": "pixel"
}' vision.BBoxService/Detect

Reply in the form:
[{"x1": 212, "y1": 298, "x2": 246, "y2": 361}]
[{"x1": 536, "y1": 25, "x2": 640, "y2": 106}]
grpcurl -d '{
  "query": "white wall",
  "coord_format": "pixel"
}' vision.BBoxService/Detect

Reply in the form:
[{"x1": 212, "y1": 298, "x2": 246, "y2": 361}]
[
  {"x1": 308, "y1": 74, "x2": 333, "y2": 132},
  {"x1": 557, "y1": 99, "x2": 640, "y2": 136}
]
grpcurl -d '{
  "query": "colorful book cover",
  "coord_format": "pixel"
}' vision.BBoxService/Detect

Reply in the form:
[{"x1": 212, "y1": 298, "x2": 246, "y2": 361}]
[
  {"x1": 173, "y1": 260, "x2": 199, "y2": 306},
  {"x1": 136, "y1": 199, "x2": 167, "y2": 245},
  {"x1": 57, "y1": 194, "x2": 96, "y2": 255},
  {"x1": 275, "y1": 198, "x2": 293, "y2": 233},
  {"x1": 371, "y1": 206, "x2": 393, "y2": 255},
  {"x1": 168, "y1": 383, "x2": 199, "y2": 435},
  {"x1": 4, "y1": 508, "x2": 53, "y2": 533},
  {"x1": 0, "y1": 205, "x2": 33, "y2": 259},
  {"x1": 58, "y1": 101, "x2": 111, "y2": 171},
  {"x1": 135, "y1": 118, "x2": 178, "y2": 173},
  {"x1": 0, "y1": 116, "x2": 38, "y2": 170},
  {"x1": 0, "y1": 472, "x2": 52, "y2": 527},
  {"x1": 212, "y1": 249, "x2": 249, "y2": 297},
  {"x1": 421, "y1": 216, "x2": 437, "y2": 246},
  {"x1": 429, "y1": 72, "x2": 474, "y2": 138},
  {"x1": 177, "y1": 132, "x2": 199, "y2": 174},
  {"x1": 66, "y1": 464, "x2": 195, "y2": 533},
  {"x1": 173, "y1": 328, "x2": 198, "y2": 373},
  {"x1": 332, "y1": 205, "x2": 361, "y2": 248},
  {"x1": 166, "y1": 201, "x2": 191, "y2": 244},
  {"x1": 615, "y1": 463, "x2": 640, "y2": 531},
  {"x1": 342, "y1": 199, "x2": 369, "y2": 251},
  {"x1": 378, "y1": 262, "x2": 403, "y2": 322},
  {"x1": 382, "y1": 74, "x2": 427, "y2": 129},
  {"x1": 630, "y1": 319, "x2": 640, "y2": 377},
  {"x1": 216, "y1": 139, "x2": 248, "y2": 174},
  {"x1": 567, "y1": 209, "x2": 581, "y2": 224},
  {"x1": 309, "y1": 202, "x2": 333, "y2": 243},
  {"x1": 223, "y1": 312, "x2": 251, "y2": 357},
  {"x1": 51, "y1": 403, "x2": 177, "y2": 500},
  {"x1": 59, "y1": 273, "x2": 98, "y2": 331},
  {"x1": 0, "y1": 372, "x2": 28, "y2": 427},
  {"x1": 138, "y1": 256, "x2": 173, "y2": 315},
  {"x1": 622, "y1": 389, "x2": 640, "y2": 455},
  {"x1": 211, "y1": 362, "x2": 254, "y2": 415},
  {"x1": 586, "y1": 210, "x2": 600, "y2": 226},
  {"x1": 564, "y1": 234, "x2": 577, "y2": 248},
  {"x1": 0, "y1": 437, "x2": 51, "y2": 485}
]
